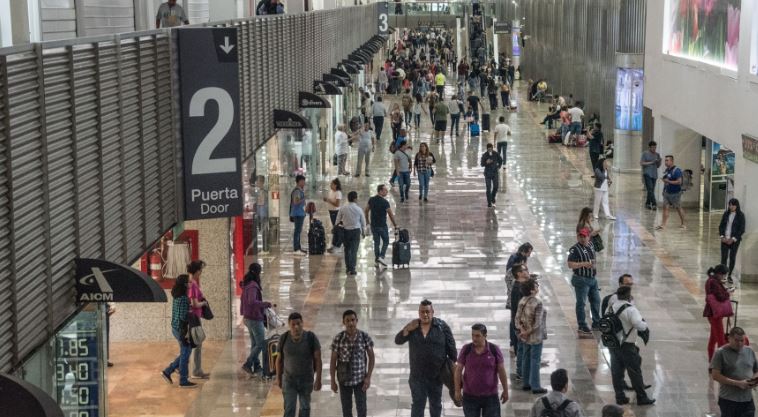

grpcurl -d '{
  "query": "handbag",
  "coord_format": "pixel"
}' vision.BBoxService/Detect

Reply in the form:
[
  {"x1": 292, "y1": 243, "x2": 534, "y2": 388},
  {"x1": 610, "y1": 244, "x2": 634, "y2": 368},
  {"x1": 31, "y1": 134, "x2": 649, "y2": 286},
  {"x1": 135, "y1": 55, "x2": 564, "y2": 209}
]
[
  {"x1": 591, "y1": 234, "x2": 604, "y2": 252},
  {"x1": 201, "y1": 301, "x2": 214, "y2": 320},
  {"x1": 707, "y1": 294, "x2": 734, "y2": 319}
]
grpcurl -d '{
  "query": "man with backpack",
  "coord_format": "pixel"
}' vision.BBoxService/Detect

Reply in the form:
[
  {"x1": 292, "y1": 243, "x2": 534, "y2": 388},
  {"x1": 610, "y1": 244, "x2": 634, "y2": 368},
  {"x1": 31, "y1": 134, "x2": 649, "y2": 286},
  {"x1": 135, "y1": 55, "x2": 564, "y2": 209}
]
[
  {"x1": 453, "y1": 323, "x2": 508, "y2": 417},
  {"x1": 656, "y1": 155, "x2": 687, "y2": 230},
  {"x1": 606, "y1": 286, "x2": 655, "y2": 406},
  {"x1": 528, "y1": 369, "x2": 585, "y2": 417},
  {"x1": 276, "y1": 312, "x2": 322, "y2": 417}
]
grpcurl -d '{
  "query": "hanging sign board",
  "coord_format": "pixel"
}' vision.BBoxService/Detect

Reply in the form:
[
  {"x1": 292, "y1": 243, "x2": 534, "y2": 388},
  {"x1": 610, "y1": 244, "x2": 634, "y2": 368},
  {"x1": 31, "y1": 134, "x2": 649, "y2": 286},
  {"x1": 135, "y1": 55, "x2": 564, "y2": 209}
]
[
  {"x1": 378, "y1": 1, "x2": 389, "y2": 35},
  {"x1": 75, "y1": 258, "x2": 168, "y2": 303},
  {"x1": 494, "y1": 22, "x2": 512, "y2": 34},
  {"x1": 274, "y1": 109, "x2": 312, "y2": 129},
  {"x1": 299, "y1": 91, "x2": 331, "y2": 108},
  {"x1": 178, "y1": 27, "x2": 243, "y2": 220},
  {"x1": 743, "y1": 134, "x2": 758, "y2": 164}
]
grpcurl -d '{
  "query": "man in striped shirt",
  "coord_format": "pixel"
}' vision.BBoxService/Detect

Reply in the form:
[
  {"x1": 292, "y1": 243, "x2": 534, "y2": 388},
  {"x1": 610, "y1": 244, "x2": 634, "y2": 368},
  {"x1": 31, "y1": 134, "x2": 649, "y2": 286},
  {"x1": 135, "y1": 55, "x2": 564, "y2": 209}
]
[{"x1": 567, "y1": 228, "x2": 600, "y2": 338}]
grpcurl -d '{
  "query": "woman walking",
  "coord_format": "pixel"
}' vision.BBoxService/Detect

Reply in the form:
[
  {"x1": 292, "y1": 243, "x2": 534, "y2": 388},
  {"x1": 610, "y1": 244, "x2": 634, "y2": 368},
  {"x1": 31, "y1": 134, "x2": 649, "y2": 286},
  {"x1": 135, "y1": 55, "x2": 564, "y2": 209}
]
[
  {"x1": 412, "y1": 93, "x2": 425, "y2": 130},
  {"x1": 324, "y1": 178, "x2": 343, "y2": 253},
  {"x1": 719, "y1": 198, "x2": 745, "y2": 280},
  {"x1": 516, "y1": 278, "x2": 547, "y2": 394},
  {"x1": 187, "y1": 260, "x2": 210, "y2": 379},
  {"x1": 161, "y1": 275, "x2": 197, "y2": 388},
  {"x1": 703, "y1": 264, "x2": 733, "y2": 361},
  {"x1": 240, "y1": 263, "x2": 273, "y2": 377},
  {"x1": 413, "y1": 142, "x2": 436, "y2": 203},
  {"x1": 592, "y1": 158, "x2": 616, "y2": 220}
]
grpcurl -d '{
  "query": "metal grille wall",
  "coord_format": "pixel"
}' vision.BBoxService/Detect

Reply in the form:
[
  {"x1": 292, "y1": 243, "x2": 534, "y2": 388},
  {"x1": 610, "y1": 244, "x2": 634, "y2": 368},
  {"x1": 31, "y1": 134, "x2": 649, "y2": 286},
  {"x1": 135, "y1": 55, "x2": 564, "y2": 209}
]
[
  {"x1": 0, "y1": 5, "x2": 380, "y2": 372},
  {"x1": 520, "y1": 0, "x2": 645, "y2": 138}
]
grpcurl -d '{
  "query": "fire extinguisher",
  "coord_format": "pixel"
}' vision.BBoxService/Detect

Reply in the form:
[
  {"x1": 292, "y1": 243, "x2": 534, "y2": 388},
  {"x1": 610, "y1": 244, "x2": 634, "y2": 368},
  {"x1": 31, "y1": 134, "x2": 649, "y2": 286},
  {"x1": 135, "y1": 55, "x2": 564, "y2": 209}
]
[{"x1": 149, "y1": 250, "x2": 162, "y2": 280}]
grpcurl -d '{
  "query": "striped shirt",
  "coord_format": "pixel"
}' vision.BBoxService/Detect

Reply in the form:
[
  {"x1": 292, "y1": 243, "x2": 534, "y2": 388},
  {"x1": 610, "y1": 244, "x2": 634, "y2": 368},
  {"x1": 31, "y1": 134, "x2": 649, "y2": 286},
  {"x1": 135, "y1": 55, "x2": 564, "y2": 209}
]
[{"x1": 568, "y1": 242, "x2": 596, "y2": 278}]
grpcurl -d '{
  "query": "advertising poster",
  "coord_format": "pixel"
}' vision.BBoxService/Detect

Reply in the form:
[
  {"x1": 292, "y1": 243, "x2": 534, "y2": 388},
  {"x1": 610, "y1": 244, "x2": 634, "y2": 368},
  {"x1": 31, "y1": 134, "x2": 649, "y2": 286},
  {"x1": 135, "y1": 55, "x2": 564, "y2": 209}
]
[
  {"x1": 712, "y1": 142, "x2": 735, "y2": 176},
  {"x1": 614, "y1": 69, "x2": 644, "y2": 131},
  {"x1": 664, "y1": 0, "x2": 741, "y2": 69}
]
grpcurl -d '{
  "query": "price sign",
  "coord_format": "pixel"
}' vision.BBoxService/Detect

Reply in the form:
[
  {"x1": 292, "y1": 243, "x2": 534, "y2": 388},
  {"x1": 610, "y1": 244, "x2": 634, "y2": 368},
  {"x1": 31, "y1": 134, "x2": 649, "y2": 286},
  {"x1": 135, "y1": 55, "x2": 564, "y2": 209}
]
[
  {"x1": 55, "y1": 312, "x2": 101, "y2": 417},
  {"x1": 178, "y1": 28, "x2": 243, "y2": 220},
  {"x1": 378, "y1": 2, "x2": 389, "y2": 35}
]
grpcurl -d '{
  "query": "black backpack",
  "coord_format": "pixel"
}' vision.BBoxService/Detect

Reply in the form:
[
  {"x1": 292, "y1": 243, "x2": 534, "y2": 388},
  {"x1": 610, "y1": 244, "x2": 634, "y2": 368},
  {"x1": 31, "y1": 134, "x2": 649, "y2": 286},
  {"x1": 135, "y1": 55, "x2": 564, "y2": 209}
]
[
  {"x1": 540, "y1": 397, "x2": 572, "y2": 417},
  {"x1": 598, "y1": 303, "x2": 633, "y2": 349}
]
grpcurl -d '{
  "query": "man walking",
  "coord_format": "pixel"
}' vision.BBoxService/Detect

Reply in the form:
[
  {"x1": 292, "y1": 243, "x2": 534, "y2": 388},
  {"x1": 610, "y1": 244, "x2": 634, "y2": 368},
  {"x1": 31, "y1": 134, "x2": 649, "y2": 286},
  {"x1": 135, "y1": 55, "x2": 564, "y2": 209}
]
[
  {"x1": 493, "y1": 116, "x2": 511, "y2": 167},
  {"x1": 480, "y1": 143, "x2": 503, "y2": 208},
  {"x1": 354, "y1": 122, "x2": 375, "y2": 177},
  {"x1": 435, "y1": 70, "x2": 446, "y2": 96},
  {"x1": 433, "y1": 98, "x2": 449, "y2": 143},
  {"x1": 711, "y1": 327, "x2": 758, "y2": 417},
  {"x1": 608, "y1": 286, "x2": 656, "y2": 406},
  {"x1": 448, "y1": 94, "x2": 462, "y2": 137},
  {"x1": 372, "y1": 96, "x2": 387, "y2": 141},
  {"x1": 453, "y1": 323, "x2": 509, "y2": 417},
  {"x1": 289, "y1": 175, "x2": 307, "y2": 254},
  {"x1": 656, "y1": 155, "x2": 686, "y2": 230},
  {"x1": 365, "y1": 184, "x2": 398, "y2": 268},
  {"x1": 528, "y1": 369, "x2": 585, "y2": 417},
  {"x1": 335, "y1": 191, "x2": 366, "y2": 276},
  {"x1": 395, "y1": 299, "x2": 457, "y2": 417},
  {"x1": 567, "y1": 228, "x2": 600, "y2": 337},
  {"x1": 276, "y1": 312, "x2": 322, "y2": 417},
  {"x1": 640, "y1": 141, "x2": 661, "y2": 210},
  {"x1": 330, "y1": 310, "x2": 375, "y2": 417}
]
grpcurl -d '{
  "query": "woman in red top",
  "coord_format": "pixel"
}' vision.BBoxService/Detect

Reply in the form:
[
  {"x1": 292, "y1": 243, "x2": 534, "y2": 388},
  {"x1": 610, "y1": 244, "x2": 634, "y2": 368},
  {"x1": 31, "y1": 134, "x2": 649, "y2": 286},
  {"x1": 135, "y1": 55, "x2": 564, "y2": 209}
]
[{"x1": 703, "y1": 264, "x2": 731, "y2": 361}]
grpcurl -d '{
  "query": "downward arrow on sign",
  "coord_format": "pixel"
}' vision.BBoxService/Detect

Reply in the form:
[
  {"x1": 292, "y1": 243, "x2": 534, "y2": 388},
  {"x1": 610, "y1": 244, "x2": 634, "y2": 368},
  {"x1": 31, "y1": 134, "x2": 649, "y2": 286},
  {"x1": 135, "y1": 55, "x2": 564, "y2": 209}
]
[{"x1": 220, "y1": 36, "x2": 235, "y2": 54}]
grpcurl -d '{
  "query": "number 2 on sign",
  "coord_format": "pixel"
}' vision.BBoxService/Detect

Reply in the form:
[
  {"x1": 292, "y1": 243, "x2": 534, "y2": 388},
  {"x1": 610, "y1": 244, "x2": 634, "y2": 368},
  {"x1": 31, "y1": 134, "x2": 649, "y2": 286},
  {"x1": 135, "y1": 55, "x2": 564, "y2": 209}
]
[
  {"x1": 379, "y1": 13, "x2": 388, "y2": 32},
  {"x1": 189, "y1": 87, "x2": 236, "y2": 175}
]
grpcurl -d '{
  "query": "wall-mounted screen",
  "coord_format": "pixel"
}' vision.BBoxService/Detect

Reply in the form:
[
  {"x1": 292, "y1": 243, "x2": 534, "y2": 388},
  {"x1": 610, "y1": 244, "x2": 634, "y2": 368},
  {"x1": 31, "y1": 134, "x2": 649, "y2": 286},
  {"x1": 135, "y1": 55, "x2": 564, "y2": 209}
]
[
  {"x1": 663, "y1": 0, "x2": 741, "y2": 70},
  {"x1": 615, "y1": 69, "x2": 644, "y2": 132}
]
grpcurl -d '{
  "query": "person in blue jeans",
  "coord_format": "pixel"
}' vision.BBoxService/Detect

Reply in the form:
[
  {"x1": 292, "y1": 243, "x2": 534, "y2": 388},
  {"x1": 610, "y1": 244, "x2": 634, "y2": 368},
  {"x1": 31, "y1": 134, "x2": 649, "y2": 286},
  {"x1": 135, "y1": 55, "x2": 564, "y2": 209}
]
[
  {"x1": 276, "y1": 312, "x2": 323, "y2": 417},
  {"x1": 161, "y1": 275, "x2": 197, "y2": 388},
  {"x1": 515, "y1": 278, "x2": 547, "y2": 394},
  {"x1": 413, "y1": 142, "x2": 436, "y2": 203},
  {"x1": 567, "y1": 228, "x2": 601, "y2": 337},
  {"x1": 240, "y1": 263, "x2": 273, "y2": 377},
  {"x1": 365, "y1": 184, "x2": 397, "y2": 268},
  {"x1": 290, "y1": 175, "x2": 307, "y2": 253},
  {"x1": 394, "y1": 141, "x2": 413, "y2": 203}
]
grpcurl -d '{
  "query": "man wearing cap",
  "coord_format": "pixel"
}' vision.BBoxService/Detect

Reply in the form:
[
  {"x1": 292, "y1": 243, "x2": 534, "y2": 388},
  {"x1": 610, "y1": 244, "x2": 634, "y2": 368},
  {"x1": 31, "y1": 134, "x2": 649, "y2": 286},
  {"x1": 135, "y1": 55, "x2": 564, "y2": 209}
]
[{"x1": 567, "y1": 228, "x2": 600, "y2": 338}]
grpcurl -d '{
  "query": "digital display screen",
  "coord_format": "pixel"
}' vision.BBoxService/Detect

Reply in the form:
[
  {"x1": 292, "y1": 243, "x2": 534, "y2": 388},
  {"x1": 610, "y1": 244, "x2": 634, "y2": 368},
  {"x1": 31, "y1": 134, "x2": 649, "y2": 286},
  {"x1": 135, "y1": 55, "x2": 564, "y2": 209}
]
[{"x1": 55, "y1": 312, "x2": 101, "y2": 417}]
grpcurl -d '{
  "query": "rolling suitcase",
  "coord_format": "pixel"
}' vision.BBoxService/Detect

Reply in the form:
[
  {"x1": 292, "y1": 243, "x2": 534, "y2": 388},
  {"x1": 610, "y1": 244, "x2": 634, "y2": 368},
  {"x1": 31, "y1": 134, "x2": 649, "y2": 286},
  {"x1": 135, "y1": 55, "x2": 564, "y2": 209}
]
[
  {"x1": 481, "y1": 113, "x2": 490, "y2": 131},
  {"x1": 308, "y1": 219, "x2": 326, "y2": 255},
  {"x1": 392, "y1": 229, "x2": 411, "y2": 268},
  {"x1": 261, "y1": 334, "x2": 280, "y2": 379},
  {"x1": 726, "y1": 300, "x2": 751, "y2": 345},
  {"x1": 470, "y1": 123, "x2": 481, "y2": 137}
]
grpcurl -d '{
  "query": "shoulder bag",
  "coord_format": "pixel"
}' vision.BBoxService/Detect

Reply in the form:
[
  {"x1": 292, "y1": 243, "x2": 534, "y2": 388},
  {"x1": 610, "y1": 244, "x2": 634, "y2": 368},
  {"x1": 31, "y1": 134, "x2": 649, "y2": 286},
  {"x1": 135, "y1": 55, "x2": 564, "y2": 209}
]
[
  {"x1": 706, "y1": 293, "x2": 733, "y2": 319},
  {"x1": 591, "y1": 234, "x2": 604, "y2": 252},
  {"x1": 202, "y1": 300, "x2": 214, "y2": 320},
  {"x1": 336, "y1": 331, "x2": 354, "y2": 385}
]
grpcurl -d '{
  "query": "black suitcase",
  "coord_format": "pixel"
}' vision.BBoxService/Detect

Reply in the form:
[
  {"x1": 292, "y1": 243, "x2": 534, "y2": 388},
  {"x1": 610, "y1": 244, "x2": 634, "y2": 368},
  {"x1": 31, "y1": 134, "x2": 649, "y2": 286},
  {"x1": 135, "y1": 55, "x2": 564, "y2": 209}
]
[
  {"x1": 308, "y1": 219, "x2": 326, "y2": 255},
  {"x1": 481, "y1": 113, "x2": 490, "y2": 131},
  {"x1": 261, "y1": 334, "x2": 279, "y2": 379},
  {"x1": 392, "y1": 229, "x2": 411, "y2": 268}
]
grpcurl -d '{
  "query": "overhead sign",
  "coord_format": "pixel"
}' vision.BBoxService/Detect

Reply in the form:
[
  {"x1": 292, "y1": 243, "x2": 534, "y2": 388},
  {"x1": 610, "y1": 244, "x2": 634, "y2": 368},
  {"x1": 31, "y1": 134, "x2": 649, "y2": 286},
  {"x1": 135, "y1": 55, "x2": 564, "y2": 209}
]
[
  {"x1": 494, "y1": 22, "x2": 512, "y2": 33},
  {"x1": 75, "y1": 258, "x2": 168, "y2": 303},
  {"x1": 299, "y1": 91, "x2": 331, "y2": 108},
  {"x1": 378, "y1": 1, "x2": 388, "y2": 35},
  {"x1": 743, "y1": 134, "x2": 758, "y2": 164},
  {"x1": 274, "y1": 109, "x2": 312, "y2": 129},
  {"x1": 178, "y1": 28, "x2": 243, "y2": 220},
  {"x1": 314, "y1": 80, "x2": 342, "y2": 95}
]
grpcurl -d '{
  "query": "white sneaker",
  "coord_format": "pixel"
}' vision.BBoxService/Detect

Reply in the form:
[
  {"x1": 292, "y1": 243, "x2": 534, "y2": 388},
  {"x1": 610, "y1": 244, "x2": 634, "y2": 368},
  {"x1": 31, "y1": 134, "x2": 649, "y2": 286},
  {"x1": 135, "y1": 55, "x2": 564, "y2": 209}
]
[
  {"x1": 377, "y1": 258, "x2": 388, "y2": 267},
  {"x1": 607, "y1": 215, "x2": 616, "y2": 220}
]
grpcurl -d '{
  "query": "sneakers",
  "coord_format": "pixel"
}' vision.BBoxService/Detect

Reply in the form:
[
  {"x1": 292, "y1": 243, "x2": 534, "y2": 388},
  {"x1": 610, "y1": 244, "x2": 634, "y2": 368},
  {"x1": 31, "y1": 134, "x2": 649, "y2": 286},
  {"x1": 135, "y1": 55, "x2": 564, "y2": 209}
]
[
  {"x1": 531, "y1": 388, "x2": 548, "y2": 394},
  {"x1": 191, "y1": 372, "x2": 210, "y2": 379},
  {"x1": 161, "y1": 370, "x2": 173, "y2": 385},
  {"x1": 241, "y1": 365, "x2": 254, "y2": 377},
  {"x1": 377, "y1": 258, "x2": 388, "y2": 267},
  {"x1": 179, "y1": 382, "x2": 199, "y2": 388},
  {"x1": 637, "y1": 397, "x2": 656, "y2": 406},
  {"x1": 607, "y1": 215, "x2": 616, "y2": 220},
  {"x1": 423, "y1": 198, "x2": 428, "y2": 202},
  {"x1": 327, "y1": 247, "x2": 335, "y2": 254},
  {"x1": 616, "y1": 397, "x2": 630, "y2": 405}
]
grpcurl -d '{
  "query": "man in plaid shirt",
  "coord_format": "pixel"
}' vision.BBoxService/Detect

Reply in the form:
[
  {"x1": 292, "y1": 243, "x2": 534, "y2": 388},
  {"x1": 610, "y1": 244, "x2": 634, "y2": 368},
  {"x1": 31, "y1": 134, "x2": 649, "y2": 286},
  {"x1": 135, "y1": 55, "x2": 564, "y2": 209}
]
[{"x1": 329, "y1": 310, "x2": 376, "y2": 417}]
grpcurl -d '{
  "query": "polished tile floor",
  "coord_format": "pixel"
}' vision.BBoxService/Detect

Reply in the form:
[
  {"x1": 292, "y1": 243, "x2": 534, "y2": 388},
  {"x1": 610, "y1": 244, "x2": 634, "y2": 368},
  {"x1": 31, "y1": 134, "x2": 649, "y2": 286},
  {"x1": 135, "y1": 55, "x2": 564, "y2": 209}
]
[{"x1": 108, "y1": 80, "x2": 755, "y2": 417}]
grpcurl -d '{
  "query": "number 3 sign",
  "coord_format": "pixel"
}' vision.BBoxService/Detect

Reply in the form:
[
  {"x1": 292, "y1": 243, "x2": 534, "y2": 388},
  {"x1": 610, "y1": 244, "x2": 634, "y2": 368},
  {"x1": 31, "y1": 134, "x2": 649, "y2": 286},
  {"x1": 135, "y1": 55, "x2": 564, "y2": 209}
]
[
  {"x1": 178, "y1": 28, "x2": 243, "y2": 220},
  {"x1": 378, "y1": 2, "x2": 389, "y2": 35}
]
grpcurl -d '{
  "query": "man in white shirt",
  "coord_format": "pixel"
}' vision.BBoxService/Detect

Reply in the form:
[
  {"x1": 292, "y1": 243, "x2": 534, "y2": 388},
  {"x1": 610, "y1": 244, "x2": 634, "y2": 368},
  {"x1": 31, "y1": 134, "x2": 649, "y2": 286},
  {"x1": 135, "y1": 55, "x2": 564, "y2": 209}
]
[
  {"x1": 567, "y1": 105, "x2": 585, "y2": 136},
  {"x1": 447, "y1": 95, "x2": 462, "y2": 137},
  {"x1": 334, "y1": 125, "x2": 350, "y2": 176},
  {"x1": 156, "y1": 0, "x2": 189, "y2": 28},
  {"x1": 493, "y1": 116, "x2": 511, "y2": 168},
  {"x1": 335, "y1": 191, "x2": 367, "y2": 276},
  {"x1": 608, "y1": 286, "x2": 655, "y2": 406},
  {"x1": 372, "y1": 97, "x2": 388, "y2": 141}
]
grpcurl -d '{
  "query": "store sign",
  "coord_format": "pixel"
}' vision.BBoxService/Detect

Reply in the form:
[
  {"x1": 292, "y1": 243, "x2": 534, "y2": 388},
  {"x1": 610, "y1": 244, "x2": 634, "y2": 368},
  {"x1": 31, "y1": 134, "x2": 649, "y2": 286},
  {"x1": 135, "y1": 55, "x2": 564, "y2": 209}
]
[
  {"x1": 743, "y1": 134, "x2": 758, "y2": 164},
  {"x1": 378, "y1": 1, "x2": 388, "y2": 35},
  {"x1": 299, "y1": 91, "x2": 331, "y2": 108},
  {"x1": 494, "y1": 22, "x2": 511, "y2": 34},
  {"x1": 54, "y1": 310, "x2": 101, "y2": 417},
  {"x1": 75, "y1": 258, "x2": 168, "y2": 303},
  {"x1": 314, "y1": 80, "x2": 342, "y2": 95},
  {"x1": 178, "y1": 28, "x2": 243, "y2": 220},
  {"x1": 273, "y1": 109, "x2": 312, "y2": 129}
]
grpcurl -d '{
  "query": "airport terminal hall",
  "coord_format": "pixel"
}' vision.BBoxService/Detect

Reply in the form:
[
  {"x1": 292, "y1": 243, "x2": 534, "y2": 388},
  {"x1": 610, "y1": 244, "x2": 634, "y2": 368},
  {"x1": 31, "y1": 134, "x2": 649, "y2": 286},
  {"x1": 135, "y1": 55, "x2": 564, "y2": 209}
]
[{"x1": 3, "y1": 0, "x2": 758, "y2": 417}]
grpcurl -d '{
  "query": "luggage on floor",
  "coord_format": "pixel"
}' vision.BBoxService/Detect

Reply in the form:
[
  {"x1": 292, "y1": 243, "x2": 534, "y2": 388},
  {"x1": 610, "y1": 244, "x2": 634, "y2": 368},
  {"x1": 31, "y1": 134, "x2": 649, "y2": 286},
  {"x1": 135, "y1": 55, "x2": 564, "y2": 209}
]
[
  {"x1": 398, "y1": 228, "x2": 410, "y2": 243},
  {"x1": 392, "y1": 240, "x2": 412, "y2": 268},
  {"x1": 470, "y1": 123, "x2": 481, "y2": 137},
  {"x1": 726, "y1": 300, "x2": 751, "y2": 345},
  {"x1": 481, "y1": 113, "x2": 490, "y2": 131},
  {"x1": 261, "y1": 334, "x2": 280, "y2": 378},
  {"x1": 308, "y1": 219, "x2": 326, "y2": 255},
  {"x1": 575, "y1": 134, "x2": 588, "y2": 147},
  {"x1": 547, "y1": 133, "x2": 562, "y2": 143}
]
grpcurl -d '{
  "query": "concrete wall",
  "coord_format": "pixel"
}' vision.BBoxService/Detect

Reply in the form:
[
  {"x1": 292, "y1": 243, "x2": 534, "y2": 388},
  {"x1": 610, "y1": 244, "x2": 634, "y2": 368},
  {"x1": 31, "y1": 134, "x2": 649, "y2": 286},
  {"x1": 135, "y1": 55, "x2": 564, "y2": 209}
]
[{"x1": 644, "y1": 0, "x2": 758, "y2": 279}]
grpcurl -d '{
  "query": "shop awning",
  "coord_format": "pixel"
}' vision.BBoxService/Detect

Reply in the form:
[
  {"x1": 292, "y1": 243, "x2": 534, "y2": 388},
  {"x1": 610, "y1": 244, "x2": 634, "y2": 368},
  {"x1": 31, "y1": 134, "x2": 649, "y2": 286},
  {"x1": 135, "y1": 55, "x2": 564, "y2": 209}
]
[
  {"x1": 274, "y1": 109, "x2": 312, "y2": 129},
  {"x1": 340, "y1": 61, "x2": 360, "y2": 74},
  {"x1": 0, "y1": 374, "x2": 64, "y2": 417},
  {"x1": 314, "y1": 80, "x2": 342, "y2": 95},
  {"x1": 75, "y1": 258, "x2": 168, "y2": 303},
  {"x1": 323, "y1": 73, "x2": 347, "y2": 87},
  {"x1": 331, "y1": 68, "x2": 351, "y2": 80},
  {"x1": 299, "y1": 91, "x2": 331, "y2": 108}
]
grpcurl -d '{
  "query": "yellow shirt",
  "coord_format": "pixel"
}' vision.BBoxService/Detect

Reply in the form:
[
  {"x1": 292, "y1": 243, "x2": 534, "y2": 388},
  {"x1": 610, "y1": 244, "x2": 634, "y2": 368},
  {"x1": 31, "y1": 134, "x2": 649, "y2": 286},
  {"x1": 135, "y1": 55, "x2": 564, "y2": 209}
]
[{"x1": 435, "y1": 73, "x2": 446, "y2": 86}]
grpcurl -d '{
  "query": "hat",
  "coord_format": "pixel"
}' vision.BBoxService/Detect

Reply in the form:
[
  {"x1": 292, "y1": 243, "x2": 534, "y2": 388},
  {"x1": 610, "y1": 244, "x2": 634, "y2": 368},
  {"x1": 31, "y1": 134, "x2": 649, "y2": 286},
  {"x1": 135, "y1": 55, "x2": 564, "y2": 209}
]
[{"x1": 578, "y1": 228, "x2": 591, "y2": 237}]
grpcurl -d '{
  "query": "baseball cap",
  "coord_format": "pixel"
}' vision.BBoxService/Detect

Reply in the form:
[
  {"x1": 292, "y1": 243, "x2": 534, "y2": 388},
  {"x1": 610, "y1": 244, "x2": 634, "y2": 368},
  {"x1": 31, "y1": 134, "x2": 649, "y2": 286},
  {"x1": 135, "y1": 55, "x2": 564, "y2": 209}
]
[{"x1": 578, "y1": 228, "x2": 590, "y2": 237}]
